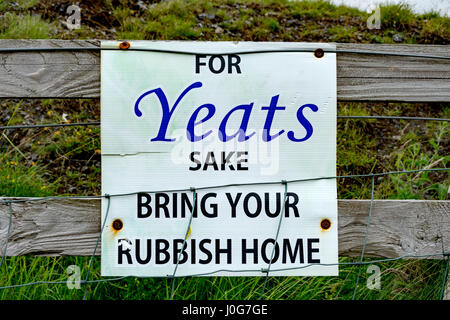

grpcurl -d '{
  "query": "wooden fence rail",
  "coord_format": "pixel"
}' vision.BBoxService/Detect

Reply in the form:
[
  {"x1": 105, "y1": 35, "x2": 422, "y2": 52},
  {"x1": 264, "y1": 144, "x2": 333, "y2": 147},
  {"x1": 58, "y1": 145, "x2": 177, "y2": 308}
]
[
  {"x1": 0, "y1": 199, "x2": 448, "y2": 258},
  {"x1": 0, "y1": 40, "x2": 449, "y2": 101}
]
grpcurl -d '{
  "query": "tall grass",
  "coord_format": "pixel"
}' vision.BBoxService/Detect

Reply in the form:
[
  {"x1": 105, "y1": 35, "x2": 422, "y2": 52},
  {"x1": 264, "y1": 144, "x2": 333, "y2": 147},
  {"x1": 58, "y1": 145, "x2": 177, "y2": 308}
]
[
  {"x1": 0, "y1": 256, "x2": 447, "y2": 299},
  {"x1": 0, "y1": 13, "x2": 57, "y2": 39}
]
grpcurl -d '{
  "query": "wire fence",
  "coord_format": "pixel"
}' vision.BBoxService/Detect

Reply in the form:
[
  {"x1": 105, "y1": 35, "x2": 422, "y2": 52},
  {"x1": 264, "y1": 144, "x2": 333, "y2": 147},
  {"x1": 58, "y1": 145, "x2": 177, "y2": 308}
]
[
  {"x1": 0, "y1": 117, "x2": 449, "y2": 300},
  {"x1": 0, "y1": 115, "x2": 449, "y2": 132},
  {"x1": 0, "y1": 45, "x2": 449, "y2": 300},
  {"x1": 1, "y1": 46, "x2": 450, "y2": 61},
  {"x1": 0, "y1": 161, "x2": 448, "y2": 299}
]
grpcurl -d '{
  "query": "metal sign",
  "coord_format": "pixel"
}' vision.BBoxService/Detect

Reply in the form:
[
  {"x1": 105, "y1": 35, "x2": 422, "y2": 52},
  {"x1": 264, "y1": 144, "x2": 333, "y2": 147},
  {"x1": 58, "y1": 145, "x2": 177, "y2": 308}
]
[{"x1": 100, "y1": 41, "x2": 337, "y2": 276}]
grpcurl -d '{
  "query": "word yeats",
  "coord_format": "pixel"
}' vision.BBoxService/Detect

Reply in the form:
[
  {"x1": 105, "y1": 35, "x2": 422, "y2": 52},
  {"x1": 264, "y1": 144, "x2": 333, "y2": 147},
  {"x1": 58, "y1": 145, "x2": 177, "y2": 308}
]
[{"x1": 134, "y1": 81, "x2": 319, "y2": 143}]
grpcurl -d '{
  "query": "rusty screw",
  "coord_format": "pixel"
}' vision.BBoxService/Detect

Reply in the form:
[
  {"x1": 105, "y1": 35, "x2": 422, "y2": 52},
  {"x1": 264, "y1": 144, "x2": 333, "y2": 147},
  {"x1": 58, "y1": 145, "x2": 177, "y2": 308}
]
[
  {"x1": 320, "y1": 218, "x2": 331, "y2": 230},
  {"x1": 112, "y1": 219, "x2": 123, "y2": 231},
  {"x1": 314, "y1": 48, "x2": 324, "y2": 58},
  {"x1": 119, "y1": 41, "x2": 130, "y2": 50}
]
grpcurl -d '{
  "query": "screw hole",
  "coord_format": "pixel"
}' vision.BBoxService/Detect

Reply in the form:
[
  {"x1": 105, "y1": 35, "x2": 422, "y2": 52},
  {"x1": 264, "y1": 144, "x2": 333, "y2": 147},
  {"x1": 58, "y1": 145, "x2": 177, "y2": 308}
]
[
  {"x1": 314, "y1": 48, "x2": 324, "y2": 58},
  {"x1": 112, "y1": 219, "x2": 123, "y2": 231},
  {"x1": 321, "y1": 218, "x2": 331, "y2": 230},
  {"x1": 119, "y1": 41, "x2": 130, "y2": 50}
]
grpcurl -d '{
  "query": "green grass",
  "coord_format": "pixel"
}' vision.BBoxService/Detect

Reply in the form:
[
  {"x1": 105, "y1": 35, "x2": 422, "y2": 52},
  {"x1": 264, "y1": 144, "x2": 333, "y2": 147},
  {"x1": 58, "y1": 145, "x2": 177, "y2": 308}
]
[
  {"x1": 0, "y1": 0, "x2": 40, "y2": 12},
  {"x1": 336, "y1": 103, "x2": 449, "y2": 200},
  {"x1": 0, "y1": 157, "x2": 56, "y2": 197},
  {"x1": 1, "y1": 0, "x2": 448, "y2": 43},
  {"x1": 0, "y1": 256, "x2": 447, "y2": 300},
  {"x1": 0, "y1": 13, "x2": 57, "y2": 39},
  {"x1": 0, "y1": 0, "x2": 449, "y2": 300}
]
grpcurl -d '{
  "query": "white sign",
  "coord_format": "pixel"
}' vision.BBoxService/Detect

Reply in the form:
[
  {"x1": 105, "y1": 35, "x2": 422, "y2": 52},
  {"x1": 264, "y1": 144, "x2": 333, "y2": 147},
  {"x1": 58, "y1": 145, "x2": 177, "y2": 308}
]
[{"x1": 100, "y1": 41, "x2": 337, "y2": 277}]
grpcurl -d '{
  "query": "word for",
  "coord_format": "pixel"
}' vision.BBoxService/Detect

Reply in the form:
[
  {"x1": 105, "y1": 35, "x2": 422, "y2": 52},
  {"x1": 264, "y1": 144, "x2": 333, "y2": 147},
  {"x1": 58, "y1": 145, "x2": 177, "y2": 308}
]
[
  {"x1": 117, "y1": 238, "x2": 321, "y2": 265},
  {"x1": 134, "y1": 82, "x2": 318, "y2": 143},
  {"x1": 137, "y1": 192, "x2": 300, "y2": 218},
  {"x1": 195, "y1": 54, "x2": 242, "y2": 74}
]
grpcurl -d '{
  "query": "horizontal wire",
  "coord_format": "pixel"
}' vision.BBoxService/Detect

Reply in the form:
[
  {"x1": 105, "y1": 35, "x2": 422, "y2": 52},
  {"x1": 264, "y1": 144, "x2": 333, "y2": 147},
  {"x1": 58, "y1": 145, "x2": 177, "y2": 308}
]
[
  {"x1": 0, "y1": 167, "x2": 447, "y2": 204},
  {"x1": 171, "y1": 252, "x2": 450, "y2": 278},
  {"x1": 0, "y1": 277, "x2": 127, "y2": 290},
  {"x1": 0, "y1": 122, "x2": 100, "y2": 130},
  {"x1": 0, "y1": 252, "x2": 448, "y2": 290},
  {"x1": 0, "y1": 115, "x2": 447, "y2": 131},
  {"x1": 0, "y1": 46, "x2": 449, "y2": 60},
  {"x1": 337, "y1": 115, "x2": 450, "y2": 122}
]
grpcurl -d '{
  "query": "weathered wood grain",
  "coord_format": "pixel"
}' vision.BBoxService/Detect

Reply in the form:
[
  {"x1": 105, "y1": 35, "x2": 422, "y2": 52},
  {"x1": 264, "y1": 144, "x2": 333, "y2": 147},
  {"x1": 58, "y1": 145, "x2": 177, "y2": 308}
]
[
  {"x1": 0, "y1": 40, "x2": 99, "y2": 98},
  {"x1": 338, "y1": 199, "x2": 449, "y2": 259},
  {"x1": 0, "y1": 198, "x2": 448, "y2": 258},
  {"x1": 0, "y1": 40, "x2": 449, "y2": 101},
  {"x1": 444, "y1": 187, "x2": 450, "y2": 300},
  {"x1": 0, "y1": 198, "x2": 100, "y2": 256},
  {"x1": 336, "y1": 43, "x2": 450, "y2": 102}
]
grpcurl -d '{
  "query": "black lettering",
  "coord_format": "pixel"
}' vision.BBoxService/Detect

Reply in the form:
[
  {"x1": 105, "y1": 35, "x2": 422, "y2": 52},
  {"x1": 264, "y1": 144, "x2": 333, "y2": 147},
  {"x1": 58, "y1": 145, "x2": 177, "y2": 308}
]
[
  {"x1": 137, "y1": 193, "x2": 151, "y2": 218},
  {"x1": 199, "y1": 239, "x2": 212, "y2": 264},
  {"x1": 156, "y1": 239, "x2": 170, "y2": 264},
  {"x1": 135, "y1": 239, "x2": 152, "y2": 264},
  {"x1": 191, "y1": 239, "x2": 196, "y2": 264},
  {"x1": 261, "y1": 238, "x2": 279, "y2": 264},
  {"x1": 282, "y1": 239, "x2": 304, "y2": 263},
  {"x1": 226, "y1": 193, "x2": 242, "y2": 218},
  {"x1": 220, "y1": 151, "x2": 235, "y2": 170},
  {"x1": 307, "y1": 238, "x2": 320, "y2": 263},
  {"x1": 155, "y1": 193, "x2": 170, "y2": 218},
  {"x1": 228, "y1": 54, "x2": 241, "y2": 73},
  {"x1": 286, "y1": 192, "x2": 300, "y2": 217},
  {"x1": 118, "y1": 239, "x2": 132, "y2": 264},
  {"x1": 189, "y1": 151, "x2": 202, "y2": 171},
  {"x1": 195, "y1": 54, "x2": 207, "y2": 73},
  {"x1": 172, "y1": 192, "x2": 178, "y2": 218},
  {"x1": 209, "y1": 55, "x2": 225, "y2": 74},
  {"x1": 201, "y1": 192, "x2": 218, "y2": 218},
  {"x1": 216, "y1": 239, "x2": 232, "y2": 264},
  {"x1": 243, "y1": 192, "x2": 261, "y2": 218},
  {"x1": 203, "y1": 151, "x2": 219, "y2": 171},
  {"x1": 236, "y1": 151, "x2": 248, "y2": 170},
  {"x1": 242, "y1": 239, "x2": 258, "y2": 264},
  {"x1": 173, "y1": 239, "x2": 188, "y2": 264},
  {"x1": 181, "y1": 193, "x2": 198, "y2": 218},
  {"x1": 265, "y1": 192, "x2": 281, "y2": 218}
]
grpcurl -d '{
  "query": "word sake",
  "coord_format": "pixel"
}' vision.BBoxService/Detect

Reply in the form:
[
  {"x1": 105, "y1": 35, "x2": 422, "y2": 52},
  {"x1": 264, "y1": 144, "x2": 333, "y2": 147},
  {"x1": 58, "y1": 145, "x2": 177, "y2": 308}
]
[
  {"x1": 189, "y1": 151, "x2": 248, "y2": 171},
  {"x1": 134, "y1": 81, "x2": 318, "y2": 143}
]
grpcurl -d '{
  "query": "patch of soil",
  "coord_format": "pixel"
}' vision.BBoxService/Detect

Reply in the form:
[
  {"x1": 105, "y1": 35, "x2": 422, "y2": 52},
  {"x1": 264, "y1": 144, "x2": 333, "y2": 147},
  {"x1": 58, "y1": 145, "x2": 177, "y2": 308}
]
[{"x1": 7, "y1": 0, "x2": 449, "y2": 44}]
